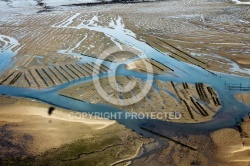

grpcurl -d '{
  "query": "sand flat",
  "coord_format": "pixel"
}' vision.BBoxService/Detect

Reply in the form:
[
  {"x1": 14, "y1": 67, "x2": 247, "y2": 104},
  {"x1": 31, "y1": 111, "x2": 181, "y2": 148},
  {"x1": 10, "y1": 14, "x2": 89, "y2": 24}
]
[
  {"x1": 211, "y1": 117, "x2": 250, "y2": 166},
  {"x1": 0, "y1": 97, "x2": 117, "y2": 155},
  {"x1": 235, "y1": 93, "x2": 250, "y2": 106}
]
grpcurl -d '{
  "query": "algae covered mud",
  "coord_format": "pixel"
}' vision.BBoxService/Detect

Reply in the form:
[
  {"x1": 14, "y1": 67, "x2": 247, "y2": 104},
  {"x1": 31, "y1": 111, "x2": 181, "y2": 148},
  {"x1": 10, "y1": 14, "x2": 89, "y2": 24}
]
[{"x1": 0, "y1": 0, "x2": 250, "y2": 165}]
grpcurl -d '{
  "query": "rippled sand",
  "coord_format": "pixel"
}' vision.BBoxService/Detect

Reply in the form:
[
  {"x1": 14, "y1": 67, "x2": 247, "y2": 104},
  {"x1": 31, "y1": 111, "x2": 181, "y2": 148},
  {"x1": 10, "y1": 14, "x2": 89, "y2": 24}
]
[
  {"x1": 0, "y1": 0, "x2": 249, "y2": 78},
  {"x1": 0, "y1": 0, "x2": 250, "y2": 165}
]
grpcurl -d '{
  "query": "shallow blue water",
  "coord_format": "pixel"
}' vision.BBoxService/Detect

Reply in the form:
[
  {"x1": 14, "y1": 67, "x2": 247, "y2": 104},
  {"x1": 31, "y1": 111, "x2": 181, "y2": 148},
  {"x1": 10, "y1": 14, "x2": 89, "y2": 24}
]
[
  {"x1": 1, "y1": 15, "x2": 250, "y2": 137},
  {"x1": 0, "y1": 35, "x2": 20, "y2": 74},
  {"x1": 0, "y1": 61, "x2": 249, "y2": 137}
]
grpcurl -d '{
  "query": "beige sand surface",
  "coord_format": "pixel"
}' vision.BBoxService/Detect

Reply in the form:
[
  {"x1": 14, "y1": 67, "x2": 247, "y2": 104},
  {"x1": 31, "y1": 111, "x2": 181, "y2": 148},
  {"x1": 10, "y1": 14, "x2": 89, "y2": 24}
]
[
  {"x1": 0, "y1": 105, "x2": 115, "y2": 129},
  {"x1": 132, "y1": 134, "x2": 217, "y2": 166},
  {"x1": 0, "y1": 95, "x2": 151, "y2": 166},
  {"x1": 59, "y1": 77, "x2": 221, "y2": 123},
  {"x1": 236, "y1": 93, "x2": 250, "y2": 106},
  {"x1": 125, "y1": 58, "x2": 174, "y2": 75},
  {"x1": 142, "y1": 35, "x2": 250, "y2": 76},
  {"x1": 0, "y1": 0, "x2": 249, "y2": 85},
  {"x1": 237, "y1": 60, "x2": 250, "y2": 65},
  {"x1": 121, "y1": 1, "x2": 250, "y2": 76},
  {"x1": 0, "y1": 96, "x2": 116, "y2": 155},
  {"x1": 211, "y1": 117, "x2": 250, "y2": 166}
]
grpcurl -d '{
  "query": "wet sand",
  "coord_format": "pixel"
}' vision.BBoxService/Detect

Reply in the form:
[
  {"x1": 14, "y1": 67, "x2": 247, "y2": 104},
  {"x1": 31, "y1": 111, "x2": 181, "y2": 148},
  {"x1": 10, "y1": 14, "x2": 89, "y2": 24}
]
[
  {"x1": 0, "y1": 0, "x2": 250, "y2": 81},
  {"x1": 0, "y1": 95, "x2": 115, "y2": 155},
  {"x1": 0, "y1": 0, "x2": 250, "y2": 165},
  {"x1": 59, "y1": 76, "x2": 221, "y2": 123},
  {"x1": 235, "y1": 93, "x2": 250, "y2": 106},
  {"x1": 0, "y1": 95, "x2": 150, "y2": 165},
  {"x1": 125, "y1": 58, "x2": 174, "y2": 75},
  {"x1": 211, "y1": 116, "x2": 250, "y2": 166}
]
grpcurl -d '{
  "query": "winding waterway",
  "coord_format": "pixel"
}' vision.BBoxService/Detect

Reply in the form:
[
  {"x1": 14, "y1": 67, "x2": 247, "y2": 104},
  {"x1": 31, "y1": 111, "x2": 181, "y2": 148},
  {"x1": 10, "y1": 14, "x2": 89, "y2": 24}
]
[{"x1": 0, "y1": 14, "x2": 250, "y2": 139}]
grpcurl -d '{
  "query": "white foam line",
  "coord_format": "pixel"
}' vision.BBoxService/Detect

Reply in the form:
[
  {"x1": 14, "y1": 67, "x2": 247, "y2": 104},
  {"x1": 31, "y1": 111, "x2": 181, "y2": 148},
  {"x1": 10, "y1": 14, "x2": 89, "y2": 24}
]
[{"x1": 231, "y1": 0, "x2": 250, "y2": 4}]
